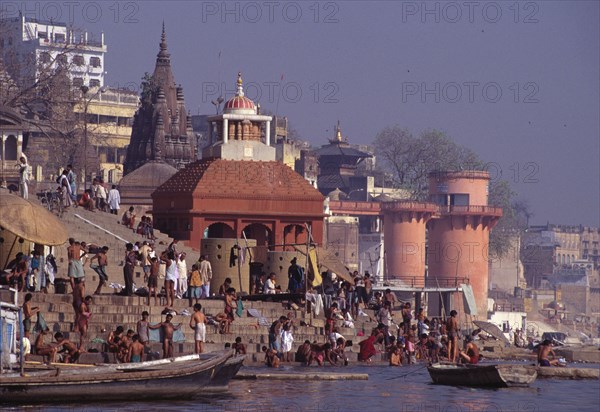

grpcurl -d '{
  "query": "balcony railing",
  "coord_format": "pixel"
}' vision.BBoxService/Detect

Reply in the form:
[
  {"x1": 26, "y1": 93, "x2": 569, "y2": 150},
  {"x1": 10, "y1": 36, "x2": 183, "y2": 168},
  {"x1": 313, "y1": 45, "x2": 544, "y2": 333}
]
[
  {"x1": 439, "y1": 205, "x2": 503, "y2": 216},
  {"x1": 329, "y1": 200, "x2": 502, "y2": 217}
]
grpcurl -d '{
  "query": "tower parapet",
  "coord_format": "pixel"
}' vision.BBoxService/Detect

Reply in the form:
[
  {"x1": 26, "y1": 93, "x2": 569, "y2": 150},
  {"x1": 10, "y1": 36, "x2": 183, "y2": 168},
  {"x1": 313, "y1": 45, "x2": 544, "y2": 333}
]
[
  {"x1": 381, "y1": 201, "x2": 439, "y2": 287},
  {"x1": 426, "y1": 170, "x2": 502, "y2": 317}
]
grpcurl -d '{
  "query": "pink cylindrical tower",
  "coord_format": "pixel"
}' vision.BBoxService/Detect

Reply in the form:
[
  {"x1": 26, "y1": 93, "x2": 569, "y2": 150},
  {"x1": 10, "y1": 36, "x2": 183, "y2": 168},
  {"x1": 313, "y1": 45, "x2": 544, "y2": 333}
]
[
  {"x1": 427, "y1": 171, "x2": 502, "y2": 317},
  {"x1": 382, "y1": 201, "x2": 439, "y2": 287}
]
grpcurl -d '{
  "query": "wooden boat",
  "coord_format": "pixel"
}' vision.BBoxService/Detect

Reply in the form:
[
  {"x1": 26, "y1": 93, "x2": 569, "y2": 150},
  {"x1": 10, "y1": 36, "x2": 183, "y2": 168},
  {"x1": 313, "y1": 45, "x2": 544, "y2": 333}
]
[
  {"x1": 203, "y1": 354, "x2": 246, "y2": 390},
  {"x1": 427, "y1": 363, "x2": 537, "y2": 387},
  {"x1": 0, "y1": 351, "x2": 232, "y2": 404}
]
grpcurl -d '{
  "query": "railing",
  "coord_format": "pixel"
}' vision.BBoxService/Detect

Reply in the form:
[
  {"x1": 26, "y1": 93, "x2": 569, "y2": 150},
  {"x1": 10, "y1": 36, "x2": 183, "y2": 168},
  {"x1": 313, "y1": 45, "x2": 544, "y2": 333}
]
[
  {"x1": 381, "y1": 276, "x2": 426, "y2": 288},
  {"x1": 381, "y1": 200, "x2": 439, "y2": 212},
  {"x1": 380, "y1": 276, "x2": 470, "y2": 288},
  {"x1": 493, "y1": 303, "x2": 525, "y2": 312},
  {"x1": 429, "y1": 170, "x2": 491, "y2": 180},
  {"x1": 439, "y1": 205, "x2": 503, "y2": 216},
  {"x1": 329, "y1": 200, "x2": 502, "y2": 217},
  {"x1": 328, "y1": 200, "x2": 381, "y2": 215},
  {"x1": 424, "y1": 277, "x2": 471, "y2": 288}
]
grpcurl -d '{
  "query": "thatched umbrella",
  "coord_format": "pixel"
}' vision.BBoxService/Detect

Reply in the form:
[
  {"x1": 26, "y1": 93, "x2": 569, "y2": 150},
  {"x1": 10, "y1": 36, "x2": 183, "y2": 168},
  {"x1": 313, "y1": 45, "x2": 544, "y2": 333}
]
[{"x1": 0, "y1": 189, "x2": 68, "y2": 246}]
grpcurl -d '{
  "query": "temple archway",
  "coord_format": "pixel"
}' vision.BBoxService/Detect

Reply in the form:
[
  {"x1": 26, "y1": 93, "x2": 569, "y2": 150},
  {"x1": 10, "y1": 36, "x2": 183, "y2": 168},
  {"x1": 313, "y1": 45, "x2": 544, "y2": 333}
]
[
  {"x1": 206, "y1": 222, "x2": 235, "y2": 239},
  {"x1": 283, "y1": 224, "x2": 307, "y2": 251},
  {"x1": 5, "y1": 135, "x2": 17, "y2": 160},
  {"x1": 242, "y1": 223, "x2": 273, "y2": 264}
]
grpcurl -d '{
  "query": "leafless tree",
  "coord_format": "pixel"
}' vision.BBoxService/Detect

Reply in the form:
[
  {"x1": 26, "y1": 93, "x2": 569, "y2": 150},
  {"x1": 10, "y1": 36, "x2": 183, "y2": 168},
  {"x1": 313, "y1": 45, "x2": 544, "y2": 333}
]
[
  {"x1": 0, "y1": 25, "x2": 103, "y2": 182},
  {"x1": 373, "y1": 125, "x2": 529, "y2": 259}
]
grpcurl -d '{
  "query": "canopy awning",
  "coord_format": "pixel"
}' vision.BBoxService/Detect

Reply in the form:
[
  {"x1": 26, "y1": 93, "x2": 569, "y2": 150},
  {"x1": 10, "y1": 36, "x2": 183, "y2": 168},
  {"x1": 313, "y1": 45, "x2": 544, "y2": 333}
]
[{"x1": 292, "y1": 245, "x2": 355, "y2": 284}]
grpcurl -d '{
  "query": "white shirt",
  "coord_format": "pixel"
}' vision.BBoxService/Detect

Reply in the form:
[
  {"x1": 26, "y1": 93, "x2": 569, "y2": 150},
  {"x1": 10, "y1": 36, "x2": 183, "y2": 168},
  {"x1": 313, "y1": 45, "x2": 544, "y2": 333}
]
[
  {"x1": 264, "y1": 278, "x2": 276, "y2": 294},
  {"x1": 95, "y1": 184, "x2": 107, "y2": 199},
  {"x1": 199, "y1": 260, "x2": 212, "y2": 283},
  {"x1": 177, "y1": 258, "x2": 188, "y2": 280},
  {"x1": 107, "y1": 188, "x2": 121, "y2": 210}
]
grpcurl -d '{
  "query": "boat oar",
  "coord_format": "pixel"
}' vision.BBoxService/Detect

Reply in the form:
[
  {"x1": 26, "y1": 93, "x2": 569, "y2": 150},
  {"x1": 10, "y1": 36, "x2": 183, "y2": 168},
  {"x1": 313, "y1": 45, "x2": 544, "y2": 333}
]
[{"x1": 386, "y1": 363, "x2": 429, "y2": 380}]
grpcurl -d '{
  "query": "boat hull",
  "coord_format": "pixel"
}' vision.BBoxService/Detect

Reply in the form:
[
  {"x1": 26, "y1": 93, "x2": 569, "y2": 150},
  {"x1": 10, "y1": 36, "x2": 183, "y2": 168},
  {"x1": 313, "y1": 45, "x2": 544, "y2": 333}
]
[
  {"x1": 0, "y1": 351, "x2": 231, "y2": 404},
  {"x1": 205, "y1": 354, "x2": 245, "y2": 391},
  {"x1": 427, "y1": 363, "x2": 537, "y2": 388}
]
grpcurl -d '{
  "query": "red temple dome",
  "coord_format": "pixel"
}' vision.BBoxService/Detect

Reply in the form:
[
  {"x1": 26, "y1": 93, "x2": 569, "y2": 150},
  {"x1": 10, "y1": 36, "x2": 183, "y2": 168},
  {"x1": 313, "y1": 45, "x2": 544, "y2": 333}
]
[{"x1": 223, "y1": 72, "x2": 256, "y2": 114}]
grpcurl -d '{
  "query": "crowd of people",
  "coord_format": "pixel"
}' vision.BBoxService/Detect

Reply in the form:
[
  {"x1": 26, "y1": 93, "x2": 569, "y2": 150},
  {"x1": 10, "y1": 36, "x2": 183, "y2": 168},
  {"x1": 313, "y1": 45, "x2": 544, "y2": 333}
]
[{"x1": 6, "y1": 206, "x2": 560, "y2": 369}]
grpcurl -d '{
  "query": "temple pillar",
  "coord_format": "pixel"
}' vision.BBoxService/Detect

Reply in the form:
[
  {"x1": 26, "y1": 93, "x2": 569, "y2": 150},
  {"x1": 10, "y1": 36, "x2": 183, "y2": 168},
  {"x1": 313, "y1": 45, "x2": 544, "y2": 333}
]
[
  {"x1": 16, "y1": 132, "x2": 23, "y2": 159},
  {"x1": 1, "y1": 133, "x2": 6, "y2": 187},
  {"x1": 274, "y1": 220, "x2": 284, "y2": 252},
  {"x1": 265, "y1": 120, "x2": 271, "y2": 146},
  {"x1": 223, "y1": 119, "x2": 229, "y2": 144}
]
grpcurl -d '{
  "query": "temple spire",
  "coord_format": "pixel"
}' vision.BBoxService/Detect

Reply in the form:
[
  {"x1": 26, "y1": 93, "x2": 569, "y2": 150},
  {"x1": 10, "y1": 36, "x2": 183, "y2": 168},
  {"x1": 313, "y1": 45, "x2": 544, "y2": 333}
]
[{"x1": 157, "y1": 21, "x2": 171, "y2": 63}]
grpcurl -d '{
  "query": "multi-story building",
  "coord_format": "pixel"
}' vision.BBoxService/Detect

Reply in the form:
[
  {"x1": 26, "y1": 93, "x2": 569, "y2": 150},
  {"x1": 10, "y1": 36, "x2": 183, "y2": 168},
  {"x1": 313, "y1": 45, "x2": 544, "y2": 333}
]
[
  {"x1": 73, "y1": 87, "x2": 139, "y2": 184},
  {"x1": 580, "y1": 226, "x2": 600, "y2": 269},
  {"x1": 0, "y1": 16, "x2": 106, "y2": 89},
  {"x1": 521, "y1": 224, "x2": 600, "y2": 318}
]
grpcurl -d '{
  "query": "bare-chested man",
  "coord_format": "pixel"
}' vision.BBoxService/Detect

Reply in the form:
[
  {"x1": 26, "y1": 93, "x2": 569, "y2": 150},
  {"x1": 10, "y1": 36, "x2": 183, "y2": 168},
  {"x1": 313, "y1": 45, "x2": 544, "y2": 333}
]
[
  {"x1": 296, "y1": 340, "x2": 312, "y2": 365},
  {"x1": 35, "y1": 328, "x2": 57, "y2": 363},
  {"x1": 54, "y1": 332, "x2": 79, "y2": 363},
  {"x1": 128, "y1": 334, "x2": 145, "y2": 363},
  {"x1": 147, "y1": 257, "x2": 160, "y2": 306},
  {"x1": 118, "y1": 329, "x2": 135, "y2": 363},
  {"x1": 232, "y1": 336, "x2": 247, "y2": 355},
  {"x1": 9, "y1": 254, "x2": 28, "y2": 291},
  {"x1": 149, "y1": 313, "x2": 180, "y2": 358},
  {"x1": 459, "y1": 335, "x2": 480, "y2": 364},
  {"x1": 22, "y1": 293, "x2": 39, "y2": 339},
  {"x1": 262, "y1": 345, "x2": 280, "y2": 368},
  {"x1": 107, "y1": 326, "x2": 124, "y2": 353},
  {"x1": 67, "y1": 238, "x2": 85, "y2": 292},
  {"x1": 189, "y1": 303, "x2": 207, "y2": 354},
  {"x1": 89, "y1": 246, "x2": 109, "y2": 295},
  {"x1": 537, "y1": 339, "x2": 560, "y2": 366},
  {"x1": 76, "y1": 295, "x2": 93, "y2": 349},
  {"x1": 308, "y1": 342, "x2": 336, "y2": 366},
  {"x1": 446, "y1": 310, "x2": 459, "y2": 362}
]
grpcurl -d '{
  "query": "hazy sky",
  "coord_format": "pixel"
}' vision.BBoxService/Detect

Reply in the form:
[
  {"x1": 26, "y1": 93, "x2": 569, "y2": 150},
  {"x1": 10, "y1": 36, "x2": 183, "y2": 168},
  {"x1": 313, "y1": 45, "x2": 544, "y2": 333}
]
[{"x1": 6, "y1": 1, "x2": 599, "y2": 227}]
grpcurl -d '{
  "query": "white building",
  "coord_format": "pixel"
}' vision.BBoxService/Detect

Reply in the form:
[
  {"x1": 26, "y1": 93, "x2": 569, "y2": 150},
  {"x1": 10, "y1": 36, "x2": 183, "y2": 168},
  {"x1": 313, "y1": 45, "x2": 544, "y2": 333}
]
[{"x1": 0, "y1": 16, "x2": 106, "y2": 88}]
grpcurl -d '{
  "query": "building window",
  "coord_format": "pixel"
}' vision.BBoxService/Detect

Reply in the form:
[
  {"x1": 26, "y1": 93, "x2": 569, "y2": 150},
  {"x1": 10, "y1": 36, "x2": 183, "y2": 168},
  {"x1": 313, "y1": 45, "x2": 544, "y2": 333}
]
[
  {"x1": 73, "y1": 55, "x2": 85, "y2": 66},
  {"x1": 55, "y1": 33, "x2": 65, "y2": 43},
  {"x1": 38, "y1": 32, "x2": 48, "y2": 39},
  {"x1": 56, "y1": 54, "x2": 68, "y2": 65},
  {"x1": 89, "y1": 79, "x2": 100, "y2": 88},
  {"x1": 4, "y1": 135, "x2": 18, "y2": 160},
  {"x1": 72, "y1": 77, "x2": 84, "y2": 87},
  {"x1": 90, "y1": 57, "x2": 101, "y2": 68}
]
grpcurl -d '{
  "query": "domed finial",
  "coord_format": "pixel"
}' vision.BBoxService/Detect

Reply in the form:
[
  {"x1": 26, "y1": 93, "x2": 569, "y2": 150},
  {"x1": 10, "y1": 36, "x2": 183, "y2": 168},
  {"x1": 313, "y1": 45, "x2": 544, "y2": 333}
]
[
  {"x1": 236, "y1": 72, "x2": 244, "y2": 97},
  {"x1": 335, "y1": 120, "x2": 342, "y2": 142}
]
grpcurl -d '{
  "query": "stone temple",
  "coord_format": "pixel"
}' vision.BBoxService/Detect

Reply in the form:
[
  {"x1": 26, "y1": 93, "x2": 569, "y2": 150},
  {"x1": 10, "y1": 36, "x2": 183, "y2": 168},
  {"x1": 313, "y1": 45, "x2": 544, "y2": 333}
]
[
  {"x1": 152, "y1": 73, "x2": 325, "y2": 294},
  {"x1": 120, "y1": 25, "x2": 195, "y2": 207}
]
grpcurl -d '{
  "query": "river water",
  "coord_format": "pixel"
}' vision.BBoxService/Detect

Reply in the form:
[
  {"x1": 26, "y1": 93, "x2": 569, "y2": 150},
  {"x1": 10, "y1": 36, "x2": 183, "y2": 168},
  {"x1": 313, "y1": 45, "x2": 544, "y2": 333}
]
[{"x1": 6, "y1": 363, "x2": 600, "y2": 411}]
